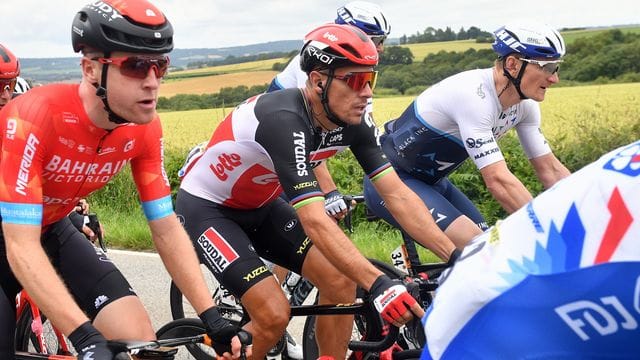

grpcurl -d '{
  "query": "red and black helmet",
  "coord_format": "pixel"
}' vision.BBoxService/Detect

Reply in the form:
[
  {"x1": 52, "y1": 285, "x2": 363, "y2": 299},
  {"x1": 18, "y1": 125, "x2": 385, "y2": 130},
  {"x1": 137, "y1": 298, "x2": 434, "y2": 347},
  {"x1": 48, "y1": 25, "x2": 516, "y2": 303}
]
[
  {"x1": 72, "y1": 0, "x2": 173, "y2": 54},
  {"x1": 300, "y1": 24, "x2": 378, "y2": 74},
  {"x1": 0, "y1": 44, "x2": 20, "y2": 79}
]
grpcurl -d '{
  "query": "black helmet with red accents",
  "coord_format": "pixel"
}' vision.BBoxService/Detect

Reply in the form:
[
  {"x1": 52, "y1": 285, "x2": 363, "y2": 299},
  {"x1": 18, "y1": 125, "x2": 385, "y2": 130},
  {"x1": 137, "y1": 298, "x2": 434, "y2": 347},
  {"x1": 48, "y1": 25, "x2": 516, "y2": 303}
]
[
  {"x1": 0, "y1": 44, "x2": 19, "y2": 79},
  {"x1": 300, "y1": 23, "x2": 378, "y2": 74},
  {"x1": 72, "y1": 0, "x2": 173, "y2": 54}
]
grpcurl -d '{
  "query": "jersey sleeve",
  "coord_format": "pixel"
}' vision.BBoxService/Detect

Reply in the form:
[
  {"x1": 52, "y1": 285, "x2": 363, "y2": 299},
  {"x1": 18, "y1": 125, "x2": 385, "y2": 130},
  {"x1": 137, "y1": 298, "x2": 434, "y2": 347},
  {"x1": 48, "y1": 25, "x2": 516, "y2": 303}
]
[
  {"x1": 0, "y1": 96, "x2": 51, "y2": 225},
  {"x1": 515, "y1": 101, "x2": 552, "y2": 159},
  {"x1": 254, "y1": 110, "x2": 323, "y2": 209},
  {"x1": 454, "y1": 98, "x2": 504, "y2": 170},
  {"x1": 267, "y1": 54, "x2": 308, "y2": 92},
  {"x1": 130, "y1": 118, "x2": 174, "y2": 220},
  {"x1": 349, "y1": 115, "x2": 392, "y2": 182}
]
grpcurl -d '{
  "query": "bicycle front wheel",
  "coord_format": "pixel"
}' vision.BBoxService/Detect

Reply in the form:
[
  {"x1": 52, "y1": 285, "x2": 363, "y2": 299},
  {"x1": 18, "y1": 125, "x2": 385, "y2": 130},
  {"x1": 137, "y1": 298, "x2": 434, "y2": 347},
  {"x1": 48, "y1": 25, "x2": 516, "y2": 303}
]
[
  {"x1": 15, "y1": 302, "x2": 73, "y2": 355},
  {"x1": 302, "y1": 258, "x2": 405, "y2": 359},
  {"x1": 155, "y1": 318, "x2": 215, "y2": 360}
]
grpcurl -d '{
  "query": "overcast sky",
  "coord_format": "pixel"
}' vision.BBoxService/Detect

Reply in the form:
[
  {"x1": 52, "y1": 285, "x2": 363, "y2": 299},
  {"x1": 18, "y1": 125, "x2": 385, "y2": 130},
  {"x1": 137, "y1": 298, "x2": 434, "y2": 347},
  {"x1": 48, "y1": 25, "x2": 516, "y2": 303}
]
[{"x1": 1, "y1": 0, "x2": 637, "y2": 58}]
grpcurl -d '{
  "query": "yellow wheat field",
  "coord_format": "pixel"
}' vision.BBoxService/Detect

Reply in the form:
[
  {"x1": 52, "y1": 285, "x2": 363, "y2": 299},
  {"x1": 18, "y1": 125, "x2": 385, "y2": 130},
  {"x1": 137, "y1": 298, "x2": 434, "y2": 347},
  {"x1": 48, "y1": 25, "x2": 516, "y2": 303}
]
[
  {"x1": 168, "y1": 57, "x2": 290, "y2": 76},
  {"x1": 159, "y1": 70, "x2": 277, "y2": 97},
  {"x1": 160, "y1": 82, "x2": 640, "y2": 152}
]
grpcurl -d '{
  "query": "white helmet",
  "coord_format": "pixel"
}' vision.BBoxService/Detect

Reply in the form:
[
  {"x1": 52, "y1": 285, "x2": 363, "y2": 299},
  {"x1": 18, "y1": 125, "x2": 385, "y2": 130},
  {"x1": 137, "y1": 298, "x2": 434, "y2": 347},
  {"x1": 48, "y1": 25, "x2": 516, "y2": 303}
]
[
  {"x1": 13, "y1": 77, "x2": 31, "y2": 94},
  {"x1": 492, "y1": 21, "x2": 565, "y2": 59},
  {"x1": 335, "y1": 1, "x2": 391, "y2": 36}
]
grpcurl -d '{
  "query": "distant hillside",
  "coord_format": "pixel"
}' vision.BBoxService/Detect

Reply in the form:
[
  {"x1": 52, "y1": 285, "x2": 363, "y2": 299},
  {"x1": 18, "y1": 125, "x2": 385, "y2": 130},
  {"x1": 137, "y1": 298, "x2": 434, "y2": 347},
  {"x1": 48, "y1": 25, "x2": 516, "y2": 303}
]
[{"x1": 20, "y1": 40, "x2": 301, "y2": 84}]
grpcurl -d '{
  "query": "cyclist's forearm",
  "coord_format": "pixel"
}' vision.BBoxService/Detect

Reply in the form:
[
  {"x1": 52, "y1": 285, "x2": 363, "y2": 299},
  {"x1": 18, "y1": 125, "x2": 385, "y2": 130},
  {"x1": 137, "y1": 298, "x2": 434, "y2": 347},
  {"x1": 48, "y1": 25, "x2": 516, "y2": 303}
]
[
  {"x1": 4, "y1": 223, "x2": 89, "y2": 335},
  {"x1": 372, "y1": 171, "x2": 457, "y2": 260},
  {"x1": 297, "y1": 201, "x2": 381, "y2": 290},
  {"x1": 486, "y1": 174, "x2": 533, "y2": 213},
  {"x1": 150, "y1": 215, "x2": 215, "y2": 314},
  {"x1": 314, "y1": 161, "x2": 338, "y2": 194}
]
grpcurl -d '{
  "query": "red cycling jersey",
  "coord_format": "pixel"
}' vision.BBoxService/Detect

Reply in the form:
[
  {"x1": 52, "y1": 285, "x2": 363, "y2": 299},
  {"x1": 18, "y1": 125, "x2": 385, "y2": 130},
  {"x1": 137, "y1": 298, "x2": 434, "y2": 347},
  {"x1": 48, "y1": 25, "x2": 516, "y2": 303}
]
[{"x1": 0, "y1": 84, "x2": 173, "y2": 227}]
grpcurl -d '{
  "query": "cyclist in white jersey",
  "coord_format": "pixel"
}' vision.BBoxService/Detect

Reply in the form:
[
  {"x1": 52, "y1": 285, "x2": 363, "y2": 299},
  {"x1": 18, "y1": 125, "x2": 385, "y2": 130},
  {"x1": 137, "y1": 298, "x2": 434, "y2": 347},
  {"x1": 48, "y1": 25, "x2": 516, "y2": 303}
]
[
  {"x1": 268, "y1": 1, "x2": 390, "y2": 219},
  {"x1": 364, "y1": 22, "x2": 570, "y2": 249},
  {"x1": 422, "y1": 139, "x2": 640, "y2": 359}
]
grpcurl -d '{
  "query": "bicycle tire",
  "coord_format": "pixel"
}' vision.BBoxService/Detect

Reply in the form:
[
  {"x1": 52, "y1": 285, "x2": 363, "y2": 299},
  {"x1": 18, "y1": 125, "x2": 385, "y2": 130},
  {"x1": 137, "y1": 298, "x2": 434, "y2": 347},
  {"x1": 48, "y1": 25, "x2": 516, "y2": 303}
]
[
  {"x1": 169, "y1": 264, "x2": 241, "y2": 321},
  {"x1": 14, "y1": 302, "x2": 71, "y2": 355},
  {"x1": 302, "y1": 258, "x2": 405, "y2": 359},
  {"x1": 169, "y1": 278, "x2": 246, "y2": 359},
  {"x1": 155, "y1": 318, "x2": 214, "y2": 360}
]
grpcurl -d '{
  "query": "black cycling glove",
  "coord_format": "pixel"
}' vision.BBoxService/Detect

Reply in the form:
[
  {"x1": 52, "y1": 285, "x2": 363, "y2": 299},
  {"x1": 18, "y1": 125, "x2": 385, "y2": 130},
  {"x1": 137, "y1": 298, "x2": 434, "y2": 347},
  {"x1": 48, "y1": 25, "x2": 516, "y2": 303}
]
[
  {"x1": 199, "y1": 307, "x2": 252, "y2": 356},
  {"x1": 68, "y1": 321, "x2": 115, "y2": 360}
]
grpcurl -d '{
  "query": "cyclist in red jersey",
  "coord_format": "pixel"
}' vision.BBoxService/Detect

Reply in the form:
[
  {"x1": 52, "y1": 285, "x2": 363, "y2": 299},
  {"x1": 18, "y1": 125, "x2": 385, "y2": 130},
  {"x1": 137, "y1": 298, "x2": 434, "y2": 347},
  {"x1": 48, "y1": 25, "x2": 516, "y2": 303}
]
[
  {"x1": 176, "y1": 24, "x2": 459, "y2": 359},
  {"x1": 0, "y1": 43, "x2": 20, "y2": 110},
  {"x1": 0, "y1": 1, "x2": 251, "y2": 359}
]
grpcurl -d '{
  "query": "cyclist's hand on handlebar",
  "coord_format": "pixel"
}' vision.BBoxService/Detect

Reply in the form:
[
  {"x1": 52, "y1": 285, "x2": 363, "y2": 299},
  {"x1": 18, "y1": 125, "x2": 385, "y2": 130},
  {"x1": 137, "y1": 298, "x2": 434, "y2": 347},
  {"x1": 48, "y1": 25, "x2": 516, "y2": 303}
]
[
  {"x1": 68, "y1": 321, "x2": 116, "y2": 359},
  {"x1": 199, "y1": 307, "x2": 253, "y2": 358},
  {"x1": 369, "y1": 275, "x2": 425, "y2": 327},
  {"x1": 324, "y1": 190, "x2": 349, "y2": 220}
]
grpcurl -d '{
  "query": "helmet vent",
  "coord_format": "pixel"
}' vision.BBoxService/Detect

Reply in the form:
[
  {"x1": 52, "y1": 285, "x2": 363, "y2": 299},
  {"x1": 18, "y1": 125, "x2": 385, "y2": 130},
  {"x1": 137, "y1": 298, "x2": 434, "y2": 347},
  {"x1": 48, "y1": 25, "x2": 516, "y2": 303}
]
[
  {"x1": 339, "y1": 44, "x2": 361, "y2": 59},
  {"x1": 102, "y1": 25, "x2": 172, "y2": 51}
]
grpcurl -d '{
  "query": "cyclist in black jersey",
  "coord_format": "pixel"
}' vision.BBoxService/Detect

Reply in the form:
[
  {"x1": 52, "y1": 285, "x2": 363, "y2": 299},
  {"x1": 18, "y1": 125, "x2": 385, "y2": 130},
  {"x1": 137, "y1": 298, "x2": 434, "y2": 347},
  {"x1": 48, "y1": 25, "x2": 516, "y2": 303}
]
[{"x1": 176, "y1": 24, "x2": 459, "y2": 359}]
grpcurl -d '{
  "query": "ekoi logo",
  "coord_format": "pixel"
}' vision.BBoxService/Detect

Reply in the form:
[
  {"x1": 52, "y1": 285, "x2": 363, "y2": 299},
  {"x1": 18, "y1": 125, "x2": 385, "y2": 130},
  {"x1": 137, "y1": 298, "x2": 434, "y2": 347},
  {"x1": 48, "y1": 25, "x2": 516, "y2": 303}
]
[
  {"x1": 603, "y1": 142, "x2": 640, "y2": 177},
  {"x1": 209, "y1": 153, "x2": 242, "y2": 181},
  {"x1": 306, "y1": 44, "x2": 334, "y2": 66}
]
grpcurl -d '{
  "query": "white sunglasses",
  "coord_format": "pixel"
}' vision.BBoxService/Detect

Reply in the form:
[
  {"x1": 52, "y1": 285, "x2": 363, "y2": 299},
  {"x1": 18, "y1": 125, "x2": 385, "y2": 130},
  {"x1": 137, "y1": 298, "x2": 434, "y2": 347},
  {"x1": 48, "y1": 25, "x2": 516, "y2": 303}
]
[{"x1": 520, "y1": 58, "x2": 563, "y2": 75}]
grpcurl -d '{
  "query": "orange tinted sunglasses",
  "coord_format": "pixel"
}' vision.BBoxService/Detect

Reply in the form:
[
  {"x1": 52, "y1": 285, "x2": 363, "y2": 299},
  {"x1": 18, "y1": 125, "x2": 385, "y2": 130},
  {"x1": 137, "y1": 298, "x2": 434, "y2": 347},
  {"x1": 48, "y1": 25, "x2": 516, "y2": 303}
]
[{"x1": 325, "y1": 71, "x2": 378, "y2": 91}]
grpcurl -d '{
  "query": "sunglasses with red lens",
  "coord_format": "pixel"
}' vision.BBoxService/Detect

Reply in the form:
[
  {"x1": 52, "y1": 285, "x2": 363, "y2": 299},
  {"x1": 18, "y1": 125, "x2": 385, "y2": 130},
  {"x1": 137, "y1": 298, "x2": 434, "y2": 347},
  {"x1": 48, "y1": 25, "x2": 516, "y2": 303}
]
[
  {"x1": 92, "y1": 56, "x2": 170, "y2": 79},
  {"x1": 0, "y1": 78, "x2": 17, "y2": 93},
  {"x1": 325, "y1": 71, "x2": 378, "y2": 92}
]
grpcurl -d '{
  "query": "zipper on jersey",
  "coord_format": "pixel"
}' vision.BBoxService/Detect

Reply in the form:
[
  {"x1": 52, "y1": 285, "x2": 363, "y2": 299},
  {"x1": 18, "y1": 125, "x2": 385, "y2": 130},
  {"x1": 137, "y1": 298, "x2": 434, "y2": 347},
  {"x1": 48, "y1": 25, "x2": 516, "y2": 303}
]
[
  {"x1": 96, "y1": 130, "x2": 111, "y2": 154},
  {"x1": 68, "y1": 129, "x2": 112, "y2": 205}
]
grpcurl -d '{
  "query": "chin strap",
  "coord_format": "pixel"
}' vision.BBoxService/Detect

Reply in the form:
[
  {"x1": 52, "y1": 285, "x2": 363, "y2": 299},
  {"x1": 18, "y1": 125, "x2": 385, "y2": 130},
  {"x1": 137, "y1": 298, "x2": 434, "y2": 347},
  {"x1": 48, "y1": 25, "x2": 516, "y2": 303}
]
[
  {"x1": 501, "y1": 58, "x2": 529, "y2": 100},
  {"x1": 93, "y1": 52, "x2": 130, "y2": 124},
  {"x1": 319, "y1": 69, "x2": 350, "y2": 128}
]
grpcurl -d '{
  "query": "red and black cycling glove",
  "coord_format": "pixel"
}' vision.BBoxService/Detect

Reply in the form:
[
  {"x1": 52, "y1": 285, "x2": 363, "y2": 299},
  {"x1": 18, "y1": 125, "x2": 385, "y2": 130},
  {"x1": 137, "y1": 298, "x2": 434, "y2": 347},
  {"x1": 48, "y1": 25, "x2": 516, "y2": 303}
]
[{"x1": 369, "y1": 275, "x2": 418, "y2": 324}]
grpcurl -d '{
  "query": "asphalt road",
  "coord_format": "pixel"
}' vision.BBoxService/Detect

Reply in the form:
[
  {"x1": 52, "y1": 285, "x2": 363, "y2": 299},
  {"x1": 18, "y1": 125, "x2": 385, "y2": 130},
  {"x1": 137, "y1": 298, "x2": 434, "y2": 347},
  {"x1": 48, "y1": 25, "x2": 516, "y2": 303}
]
[{"x1": 108, "y1": 249, "x2": 308, "y2": 359}]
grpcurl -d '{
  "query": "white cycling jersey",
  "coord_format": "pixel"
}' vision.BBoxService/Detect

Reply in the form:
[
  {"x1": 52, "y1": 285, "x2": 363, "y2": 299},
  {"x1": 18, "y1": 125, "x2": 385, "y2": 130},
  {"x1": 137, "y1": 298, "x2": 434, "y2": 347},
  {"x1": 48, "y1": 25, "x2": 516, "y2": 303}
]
[
  {"x1": 269, "y1": 54, "x2": 307, "y2": 90},
  {"x1": 382, "y1": 68, "x2": 551, "y2": 183},
  {"x1": 421, "y1": 140, "x2": 640, "y2": 359}
]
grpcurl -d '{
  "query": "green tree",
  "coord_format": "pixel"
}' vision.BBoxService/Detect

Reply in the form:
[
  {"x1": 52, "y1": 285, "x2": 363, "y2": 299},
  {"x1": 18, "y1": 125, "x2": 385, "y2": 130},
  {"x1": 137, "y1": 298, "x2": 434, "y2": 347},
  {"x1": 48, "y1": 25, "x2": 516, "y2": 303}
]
[{"x1": 379, "y1": 46, "x2": 414, "y2": 65}]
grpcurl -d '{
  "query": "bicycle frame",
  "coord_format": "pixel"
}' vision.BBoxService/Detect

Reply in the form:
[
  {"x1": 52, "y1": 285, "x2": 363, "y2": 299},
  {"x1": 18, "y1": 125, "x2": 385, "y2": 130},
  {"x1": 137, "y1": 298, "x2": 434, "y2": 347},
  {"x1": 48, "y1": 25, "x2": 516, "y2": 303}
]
[{"x1": 15, "y1": 290, "x2": 72, "y2": 355}]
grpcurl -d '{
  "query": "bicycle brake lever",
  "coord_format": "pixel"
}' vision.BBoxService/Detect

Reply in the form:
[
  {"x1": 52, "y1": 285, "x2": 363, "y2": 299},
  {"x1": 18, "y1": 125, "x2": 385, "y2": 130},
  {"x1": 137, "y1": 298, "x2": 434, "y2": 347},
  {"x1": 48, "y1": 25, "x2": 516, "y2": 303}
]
[{"x1": 344, "y1": 212, "x2": 354, "y2": 233}]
